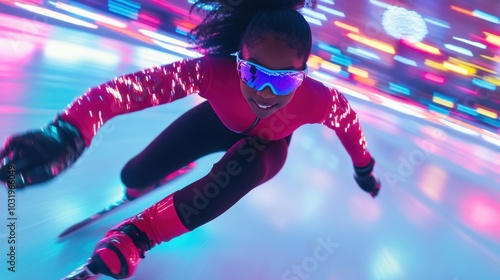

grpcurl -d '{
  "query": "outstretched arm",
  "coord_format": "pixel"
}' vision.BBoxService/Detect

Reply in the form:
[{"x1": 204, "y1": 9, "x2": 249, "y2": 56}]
[
  {"x1": 321, "y1": 87, "x2": 380, "y2": 197},
  {"x1": 0, "y1": 56, "x2": 210, "y2": 188},
  {"x1": 321, "y1": 87, "x2": 372, "y2": 167},
  {"x1": 60, "y1": 56, "x2": 209, "y2": 147}
]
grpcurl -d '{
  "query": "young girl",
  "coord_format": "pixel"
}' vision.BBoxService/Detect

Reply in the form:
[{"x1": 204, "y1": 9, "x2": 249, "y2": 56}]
[{"x1": 0, "y1": 0, "x2": 380, "y2": 278}]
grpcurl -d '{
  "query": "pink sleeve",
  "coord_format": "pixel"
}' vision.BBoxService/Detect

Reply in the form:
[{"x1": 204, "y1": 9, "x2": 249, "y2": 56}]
[
  {"x1": 321, "y1": 87, "x2": 373, "y2": 167},
  {"x1": 59, "y1": 56, "x2": 210, "y2": 147}
]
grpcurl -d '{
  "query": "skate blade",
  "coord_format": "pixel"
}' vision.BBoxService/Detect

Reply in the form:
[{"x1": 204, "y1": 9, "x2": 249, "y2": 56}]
[
  {"x1": 59, "y1": 198, "x2": 128, "y2": 238},
  {"x1": 62, "y1": 262, "x2": 100, "y2": 280},
  {"x1": 59, "y1": 162, "x2": 196, "y2": 238}
]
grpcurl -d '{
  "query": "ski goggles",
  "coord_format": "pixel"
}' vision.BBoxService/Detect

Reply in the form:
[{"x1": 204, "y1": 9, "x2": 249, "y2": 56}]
[{"x1": 236, "y1": 52, "x2": 308, "y2": 96}]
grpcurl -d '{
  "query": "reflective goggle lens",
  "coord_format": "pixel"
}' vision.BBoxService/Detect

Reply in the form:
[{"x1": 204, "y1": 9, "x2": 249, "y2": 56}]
[{"x1": 236, "y1": 54, "x2": 307, "y2": 96}]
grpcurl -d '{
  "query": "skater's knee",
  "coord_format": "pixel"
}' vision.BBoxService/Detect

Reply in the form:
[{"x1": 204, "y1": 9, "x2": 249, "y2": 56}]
[
  {"x1": 256, "y1": 138, "x2": 289, "y2": 180},
  {"x1": 120, "y1": 160, "x2": 147, "y2": 189},
  {"x1": 227, "y1": 137, "x2": 289, "y2": 181}
]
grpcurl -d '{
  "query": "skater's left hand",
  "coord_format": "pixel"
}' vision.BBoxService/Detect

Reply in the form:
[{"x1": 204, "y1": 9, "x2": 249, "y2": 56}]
[
  {"x1": 0, "y1": 117, "x2": 85, "y2": 188},
  {"x1": 353, "y1": 159, "x2": 381, "y2": 198}
]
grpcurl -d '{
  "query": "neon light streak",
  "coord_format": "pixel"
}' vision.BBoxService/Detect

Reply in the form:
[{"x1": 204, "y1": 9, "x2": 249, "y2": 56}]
[
  {"x1": 453, "y1": 37, "x2": 486, "y2": 49},
  {"x1": 424, "y1": 73, "x2": 445, "y2": 84},
  {"x1": 347, "y1": 33, "x2": 395, "y2": 54},
  {"x1": 444, "y1": 44, "x2": 473, "y2": 56},
  {"x1": 334, "y1": 21, "x2": 359, "y2": 33}
]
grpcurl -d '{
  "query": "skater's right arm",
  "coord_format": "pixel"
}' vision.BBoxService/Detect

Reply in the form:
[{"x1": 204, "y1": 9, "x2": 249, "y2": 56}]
[
  {"x1": 0, "y1": 56, "x2": 213, "y2": 188},
  {"x1": 60, "y1": 56, "x2": 212, "y2": 147}
]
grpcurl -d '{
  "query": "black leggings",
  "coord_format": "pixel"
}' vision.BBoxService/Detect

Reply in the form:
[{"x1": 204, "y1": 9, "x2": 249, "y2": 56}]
[{"x1": 121, "y1": 101, "x2": 292, "y2": 230}]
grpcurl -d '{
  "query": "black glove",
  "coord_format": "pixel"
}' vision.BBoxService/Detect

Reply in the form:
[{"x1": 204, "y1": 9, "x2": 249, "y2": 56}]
[
  {"x1": 353, "y1": 158, "x2": 381, "y2": 197},
  {"x1": 0, "y1": 117, "x2": 85, "y2": 188}
]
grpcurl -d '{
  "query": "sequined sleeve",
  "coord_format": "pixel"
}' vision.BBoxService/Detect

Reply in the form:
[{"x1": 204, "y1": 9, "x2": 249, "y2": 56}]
[
  {"x1": 321, "y1": 87, "x2": 373, "y2": 167},
  {"x1": 59, "y1": 57, "x2": 207, "y2": 147}
]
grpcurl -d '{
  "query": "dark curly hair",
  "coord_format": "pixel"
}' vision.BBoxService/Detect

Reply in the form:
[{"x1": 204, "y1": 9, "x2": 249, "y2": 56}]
[{"x1": 188, "y1": 0, "x2": 317, "y2": 64}]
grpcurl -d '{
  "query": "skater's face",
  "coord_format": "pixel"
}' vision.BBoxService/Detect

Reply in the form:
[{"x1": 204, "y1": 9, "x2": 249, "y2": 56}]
[{"x1": 238, "y1": 34, "x2": 306, "y2": 119}]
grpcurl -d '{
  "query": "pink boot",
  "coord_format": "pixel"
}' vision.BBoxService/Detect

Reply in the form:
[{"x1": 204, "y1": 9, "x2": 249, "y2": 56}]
[{"x1": 87, "y1": 194, "x2": 189, "y2": 279}]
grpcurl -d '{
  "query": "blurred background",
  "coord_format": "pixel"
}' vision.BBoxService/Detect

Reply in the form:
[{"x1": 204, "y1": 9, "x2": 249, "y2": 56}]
[{"x1": 1, "y1": 0, "x2": 499, "y2": 137}]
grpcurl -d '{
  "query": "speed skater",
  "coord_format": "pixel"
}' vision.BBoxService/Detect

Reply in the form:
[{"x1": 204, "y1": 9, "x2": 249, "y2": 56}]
[{"x1": 0, "y1": 0, "x2": 381, "y2": 278}]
